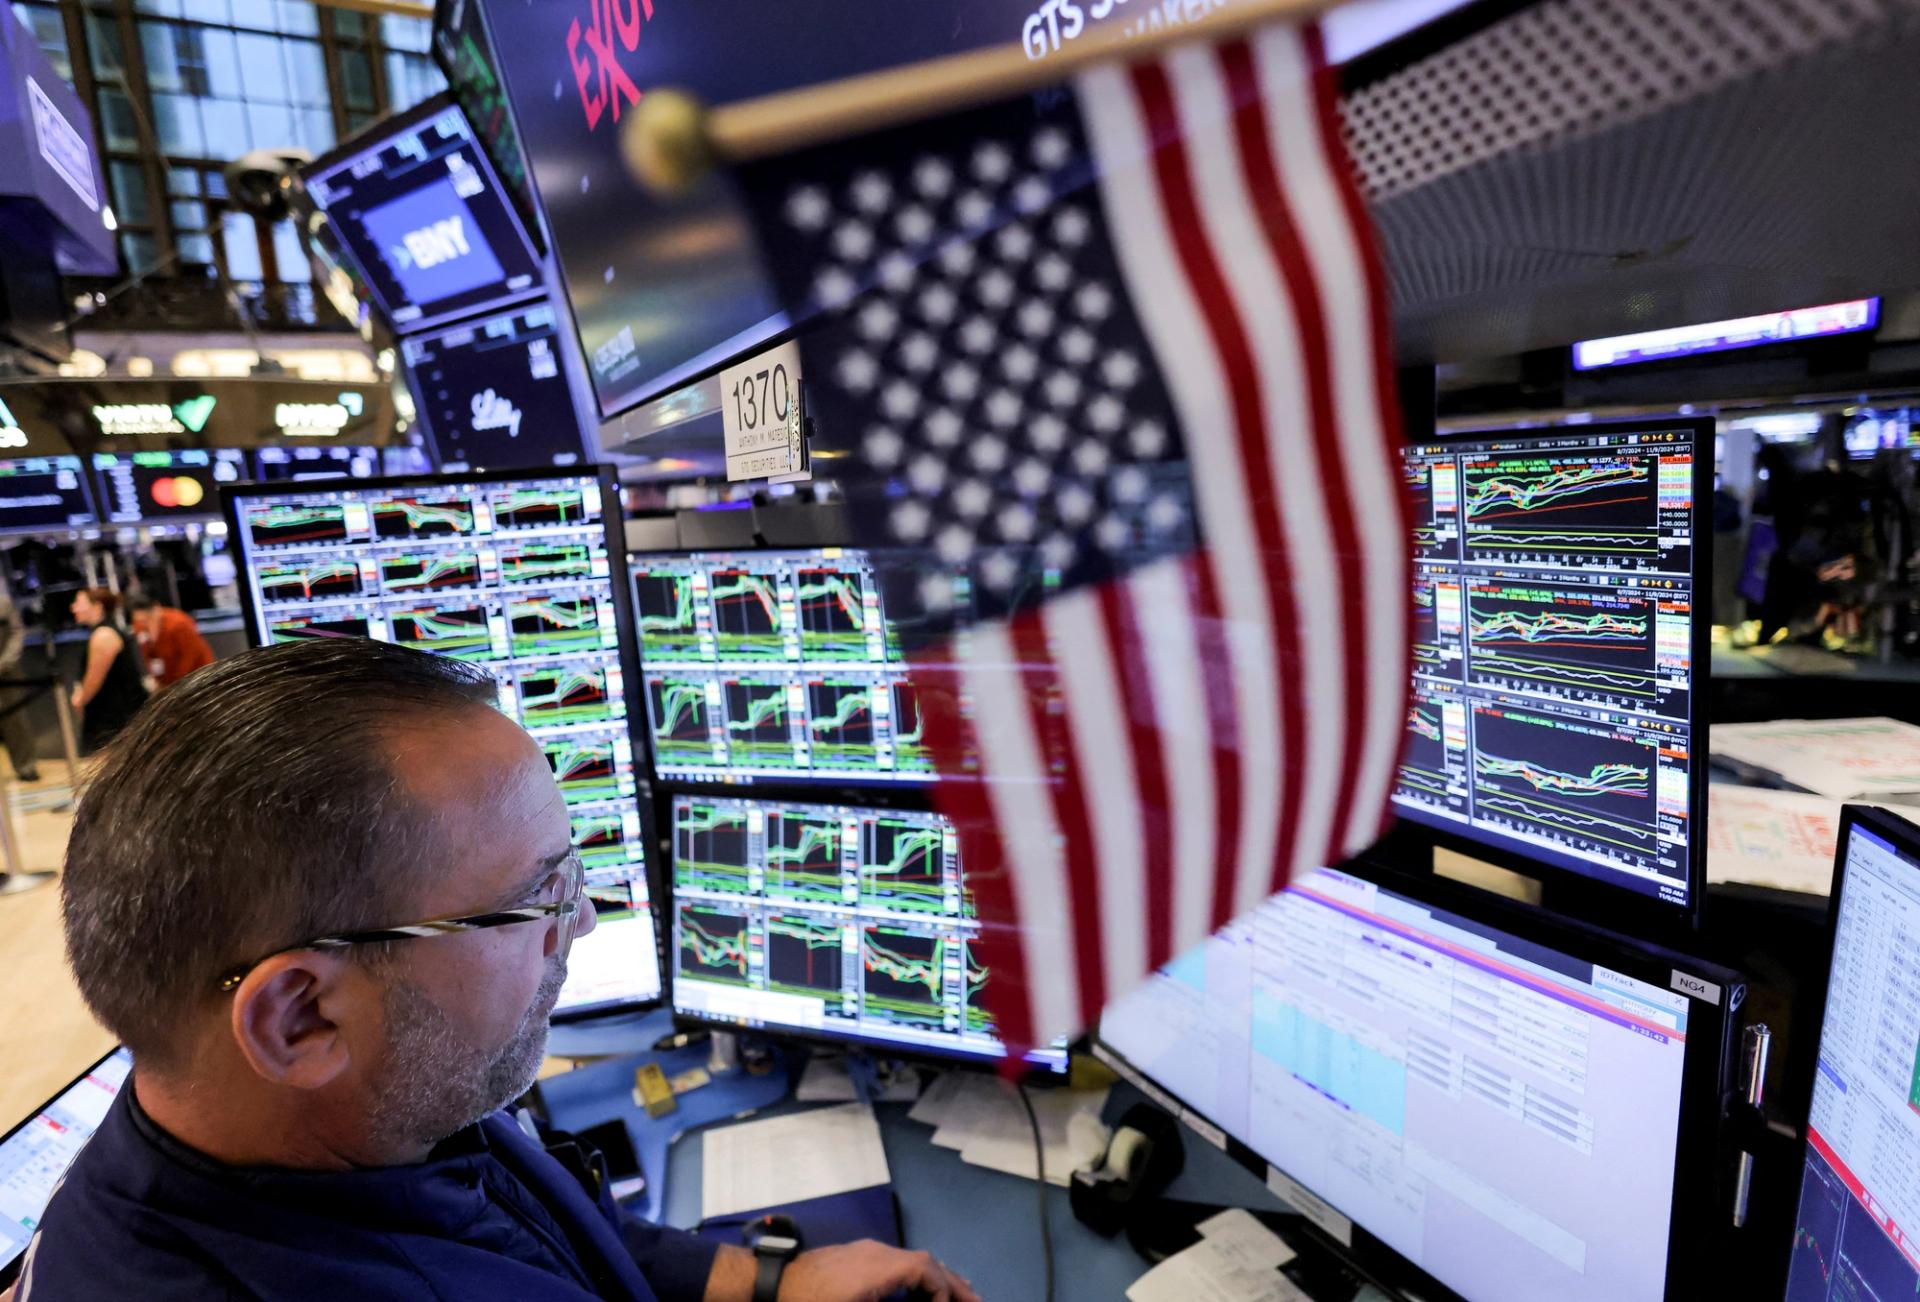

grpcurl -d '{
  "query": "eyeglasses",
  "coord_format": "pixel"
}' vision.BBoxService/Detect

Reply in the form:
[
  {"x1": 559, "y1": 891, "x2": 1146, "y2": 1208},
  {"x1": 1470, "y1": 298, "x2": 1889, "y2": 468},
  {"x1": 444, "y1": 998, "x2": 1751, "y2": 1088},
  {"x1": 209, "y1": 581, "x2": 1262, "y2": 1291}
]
[{"x1": 215, "y1": 852, "x2": 588, "y2": 993}]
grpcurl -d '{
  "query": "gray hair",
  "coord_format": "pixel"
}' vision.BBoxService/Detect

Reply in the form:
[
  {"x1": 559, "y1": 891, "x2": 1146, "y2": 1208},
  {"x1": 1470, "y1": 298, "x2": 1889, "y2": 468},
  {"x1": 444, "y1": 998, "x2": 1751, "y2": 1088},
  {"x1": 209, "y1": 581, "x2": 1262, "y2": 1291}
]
[{"x1": 61, "y1": 638, "x2": 498, "y2": 1069}]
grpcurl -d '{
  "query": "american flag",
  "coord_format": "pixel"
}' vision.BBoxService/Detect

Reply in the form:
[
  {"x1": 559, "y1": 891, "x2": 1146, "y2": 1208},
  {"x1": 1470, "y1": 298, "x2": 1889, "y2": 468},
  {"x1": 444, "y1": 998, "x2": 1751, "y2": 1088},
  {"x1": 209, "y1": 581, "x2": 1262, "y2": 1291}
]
[{"x1": 737, "y1": 22, "x2": 1410, "y2": 1055}]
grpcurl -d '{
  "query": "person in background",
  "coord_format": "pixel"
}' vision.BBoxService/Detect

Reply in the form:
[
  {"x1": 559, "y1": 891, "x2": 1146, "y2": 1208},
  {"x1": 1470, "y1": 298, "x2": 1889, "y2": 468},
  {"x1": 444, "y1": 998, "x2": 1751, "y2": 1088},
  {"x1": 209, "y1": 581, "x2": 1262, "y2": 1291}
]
[
  {"x1": 66, "y1": 589, "x2": 149, "y2": 756},
  {"x1": 26, "y1": 639, "x2": 976, "y2": 1302},
  {"x1": 0, "y1": 583, "x2": 40, "y2": 782},
  {"x1": 126, "y1": 593, "x2": 215, "y2": 690}
]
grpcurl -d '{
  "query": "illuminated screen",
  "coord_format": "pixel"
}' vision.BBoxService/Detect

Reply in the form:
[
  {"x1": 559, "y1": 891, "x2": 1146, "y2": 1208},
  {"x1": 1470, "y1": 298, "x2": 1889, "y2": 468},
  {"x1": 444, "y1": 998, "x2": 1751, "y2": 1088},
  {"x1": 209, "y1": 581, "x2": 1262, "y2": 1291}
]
[
  {"x1": 400, "y1": 302, "x2": 585, "y2": 471},
  {"x1": 92, "y1": 448, "x2": 245, "y2": 523},
  {"x1": 227, "y1": 472, "x2": 658, "y2": 1015},
  {"x1": 1395, "y1": 423, "x2": 1704, "y2": 908},
  {"x1": 1785, "y1": 813, "x2": 1920, "y2": 1302},
  {"x1": 669, "y1": 792, "x2": 1063, "y2": 1069},
  {"x1": 634, "y1": 548, "x2": 957, "y2": 787},
  {"x1": 252, "y1": 445, "x2": 381, "y2": 481},
  {"x1": 1572, "y1": 299, "x2": 1879, "y2": 370},
  {"x1": 0, "y1": 1047, "x2": 132, "y2": 1278},
  {"x1": 1100, "y1": 868, "x2": 1695, "y2": 1302},
  {"x1": 0, "y1": 455, "x2": 96, "y2": 534},
  {"x1": 303, "y1": 98, "x2": 541, "y2": 334}
]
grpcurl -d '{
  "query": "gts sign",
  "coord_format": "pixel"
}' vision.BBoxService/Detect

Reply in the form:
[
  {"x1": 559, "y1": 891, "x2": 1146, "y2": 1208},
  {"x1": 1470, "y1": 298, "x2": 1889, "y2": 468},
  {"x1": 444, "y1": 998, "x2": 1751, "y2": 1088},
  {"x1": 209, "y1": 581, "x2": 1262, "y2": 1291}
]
[{"x1": 398, "y1": 216, "x2": 471, "y2": 270}]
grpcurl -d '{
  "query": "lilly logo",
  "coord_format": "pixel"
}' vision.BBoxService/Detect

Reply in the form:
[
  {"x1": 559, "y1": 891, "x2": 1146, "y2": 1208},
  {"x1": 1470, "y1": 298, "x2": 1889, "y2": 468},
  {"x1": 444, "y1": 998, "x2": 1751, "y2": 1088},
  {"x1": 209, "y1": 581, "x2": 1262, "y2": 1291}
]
[
  {"x1": 471, "y1": 389, "x2": 523, "y2": 439},
  {"x1": 394, "y1": 216, "x2": 470, "y2": 271}
]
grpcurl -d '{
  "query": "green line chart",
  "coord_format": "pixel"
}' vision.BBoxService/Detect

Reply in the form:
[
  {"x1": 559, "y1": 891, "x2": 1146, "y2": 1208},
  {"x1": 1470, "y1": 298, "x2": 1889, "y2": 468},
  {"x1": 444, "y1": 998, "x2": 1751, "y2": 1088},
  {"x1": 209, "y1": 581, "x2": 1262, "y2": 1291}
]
[{"x1": 679, "y1": 906, "x2": 749, "y2": 984}]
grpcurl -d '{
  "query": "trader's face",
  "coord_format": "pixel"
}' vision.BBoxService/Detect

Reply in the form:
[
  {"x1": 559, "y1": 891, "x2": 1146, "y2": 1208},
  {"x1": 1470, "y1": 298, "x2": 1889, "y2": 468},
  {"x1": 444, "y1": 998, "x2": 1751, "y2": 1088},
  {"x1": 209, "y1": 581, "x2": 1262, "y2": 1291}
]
[
  {"x1": 70, "y1": 592, "x2": 101, "y2": 627},
  {"x1": 359, "y1": 705, "x2": 594, "y2": 1149}
]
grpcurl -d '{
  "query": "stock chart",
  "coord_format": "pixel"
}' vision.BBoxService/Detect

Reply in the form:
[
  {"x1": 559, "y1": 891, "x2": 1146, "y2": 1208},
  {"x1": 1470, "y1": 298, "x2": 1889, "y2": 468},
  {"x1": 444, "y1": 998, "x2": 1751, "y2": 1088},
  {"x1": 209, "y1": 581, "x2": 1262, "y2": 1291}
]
[
  {"x1": 634, "y1": 549, "x2": 940, "y2": 785},
  {"x1": 229, "y1": 473, "x2": 660, "y2": 1014},
  {"x1": 667, "y1": 793, "x2": 1054, "y2": 1066},
  {"x1": 1395, "y1": 426, "x2": 1700, "y2": 907}
]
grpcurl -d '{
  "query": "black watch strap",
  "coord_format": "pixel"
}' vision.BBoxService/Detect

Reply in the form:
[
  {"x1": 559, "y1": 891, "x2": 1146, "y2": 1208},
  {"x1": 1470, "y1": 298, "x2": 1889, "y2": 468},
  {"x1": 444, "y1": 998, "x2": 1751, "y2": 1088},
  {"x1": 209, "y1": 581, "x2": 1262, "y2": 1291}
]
[{"x1": 752, "y1": 1251, "x2": 786, "y2": 1302}]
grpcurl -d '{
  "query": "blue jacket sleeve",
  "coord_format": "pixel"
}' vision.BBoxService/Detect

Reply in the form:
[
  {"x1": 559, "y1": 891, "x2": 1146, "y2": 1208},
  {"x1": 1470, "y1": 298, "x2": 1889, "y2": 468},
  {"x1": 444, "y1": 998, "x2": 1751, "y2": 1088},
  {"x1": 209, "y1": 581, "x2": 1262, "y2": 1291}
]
[{"x1": 615, "y1": 1215, "x2": 720, "y2": 1302}]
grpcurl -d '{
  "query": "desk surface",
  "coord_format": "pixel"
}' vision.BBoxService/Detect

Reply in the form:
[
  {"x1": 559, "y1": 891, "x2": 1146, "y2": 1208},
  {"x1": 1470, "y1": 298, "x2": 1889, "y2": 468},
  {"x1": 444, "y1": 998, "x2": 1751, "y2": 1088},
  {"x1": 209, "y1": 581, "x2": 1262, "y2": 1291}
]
[{"x1": 540, "y1": 1014, "x2": 1283, "y2": 1301}]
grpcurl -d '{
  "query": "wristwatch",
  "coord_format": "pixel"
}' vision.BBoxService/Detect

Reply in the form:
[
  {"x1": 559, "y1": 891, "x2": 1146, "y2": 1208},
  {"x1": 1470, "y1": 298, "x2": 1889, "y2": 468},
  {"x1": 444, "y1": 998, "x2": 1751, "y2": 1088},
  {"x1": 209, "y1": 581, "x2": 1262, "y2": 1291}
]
[{"x1": 748, "y1": 1216, "x2": 801, "y2": 1302}]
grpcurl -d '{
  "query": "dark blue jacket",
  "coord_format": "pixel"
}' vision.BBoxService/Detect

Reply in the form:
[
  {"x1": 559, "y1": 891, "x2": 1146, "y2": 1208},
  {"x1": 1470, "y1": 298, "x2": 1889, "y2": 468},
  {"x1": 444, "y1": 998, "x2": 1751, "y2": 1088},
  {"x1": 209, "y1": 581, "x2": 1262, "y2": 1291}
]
[{"x1": 17, "y1": 1084, "x2": 716, "y2": 1301}]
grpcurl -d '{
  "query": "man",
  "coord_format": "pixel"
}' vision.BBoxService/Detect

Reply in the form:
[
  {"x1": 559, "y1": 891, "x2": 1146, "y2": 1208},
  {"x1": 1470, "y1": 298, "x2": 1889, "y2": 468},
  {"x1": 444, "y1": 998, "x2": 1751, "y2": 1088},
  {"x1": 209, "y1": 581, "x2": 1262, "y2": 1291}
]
[
  {"x1": 30, "y1": 639, "x2": 976, "y2": 1301},
  {"x1": 125, "y1": 593, "x2": 215, "y2": 689},
  {"x1": 0, "y1": 582, "x2": 38, "y2": 781}
]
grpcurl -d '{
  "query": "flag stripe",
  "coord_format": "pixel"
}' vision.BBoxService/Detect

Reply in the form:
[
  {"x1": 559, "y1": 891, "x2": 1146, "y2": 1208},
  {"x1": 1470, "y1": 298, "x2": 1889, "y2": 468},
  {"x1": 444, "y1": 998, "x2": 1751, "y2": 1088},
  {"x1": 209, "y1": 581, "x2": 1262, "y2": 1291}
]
[
  {"x1": 1137, "y1": 555, "x2": 1224, "y2": 949},
  {"x1": 1288, "y1": 25, "x2": 1416, "y2": 846},
  {"x1": 1008, "y1": 607, "x2": 1108, "y2": 1024},
  {"x1": 1131, "y1": 58, "x2": 1308, "y2": 920},
  {"x1": 914, "y1": 639, "x2": 1038, "y2": 1054},
  {"x1": 1048, "y1": 588, "x2": 1148, "y2": 1005},
  {"x1": 1218, "y1": 36, "x2": 1371, "y2": 878},
  {"x1": 1074, "y1": 65, "x2": 1267, "y2": 941},
  {"x1": 1098, "y1": 576, "x2": 1175, "y2": 971}
]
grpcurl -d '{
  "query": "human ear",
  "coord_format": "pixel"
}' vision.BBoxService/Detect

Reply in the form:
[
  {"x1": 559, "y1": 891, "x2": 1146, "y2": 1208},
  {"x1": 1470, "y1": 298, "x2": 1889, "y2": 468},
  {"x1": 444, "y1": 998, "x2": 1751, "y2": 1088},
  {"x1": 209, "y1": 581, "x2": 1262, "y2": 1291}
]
[{"x1": 228, "y1": 952, "x2": 358, "y2": 1091}]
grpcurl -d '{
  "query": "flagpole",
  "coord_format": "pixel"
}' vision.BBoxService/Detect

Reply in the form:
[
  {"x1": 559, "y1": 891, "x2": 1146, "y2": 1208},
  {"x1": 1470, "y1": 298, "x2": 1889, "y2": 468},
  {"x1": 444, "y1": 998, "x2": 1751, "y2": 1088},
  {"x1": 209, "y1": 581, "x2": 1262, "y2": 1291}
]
[{"x1": 622, "y1": 0, "x2": 1339, "y2": 192}]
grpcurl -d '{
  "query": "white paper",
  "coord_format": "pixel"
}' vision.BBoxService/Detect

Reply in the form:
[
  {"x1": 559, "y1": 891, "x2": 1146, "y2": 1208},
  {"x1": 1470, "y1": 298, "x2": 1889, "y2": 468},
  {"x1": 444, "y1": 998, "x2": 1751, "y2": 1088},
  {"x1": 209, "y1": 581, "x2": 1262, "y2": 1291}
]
[
  {"x1": 1126, "y1": 1237, "x2": 1313, "y2": 1302},
  {"x1": 907, "y1": 1071, "x2": 967, "y2": 1126},
  {"x1": 794, "y1": 1056, "x2": 922, "y2": 1103},
  {"x1": 1712, "y1": 717, "x2": 1920, "y2": 799},
  {"x1": 954, "y1": 1087, "x2": 1109, "y2": 1187},
  {"x1": 700, "y1": 1102, "x2": 890, "y2": 1220},
  {"x1": 1706, "y1": 785, "x2": 1844, "y2": 894},
  {"x1": 1197, "y1": 1209, "x2": 1298, "y2": 1270}
]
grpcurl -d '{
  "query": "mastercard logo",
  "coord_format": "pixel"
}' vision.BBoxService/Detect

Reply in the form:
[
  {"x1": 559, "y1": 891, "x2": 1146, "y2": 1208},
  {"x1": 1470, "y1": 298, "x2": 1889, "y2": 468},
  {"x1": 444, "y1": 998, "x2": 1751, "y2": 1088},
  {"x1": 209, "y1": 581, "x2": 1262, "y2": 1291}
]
[{"x1": 149, "y1": 476, "x2": 205, "y2": 509}]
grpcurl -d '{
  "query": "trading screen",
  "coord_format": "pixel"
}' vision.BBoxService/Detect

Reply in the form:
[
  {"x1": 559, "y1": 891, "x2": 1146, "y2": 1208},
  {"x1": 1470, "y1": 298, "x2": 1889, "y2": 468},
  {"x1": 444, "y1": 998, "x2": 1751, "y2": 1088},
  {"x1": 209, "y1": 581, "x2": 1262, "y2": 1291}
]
[
  {"x1": 251, "y1": 445, "x2": 381, "y2": 481},
  {"x1": 669, "y1": 793, "x2": 1063, "y2": 1069},
  {"x1": 1099, "y1": 869, "x2": 1691, "y2": 1302},
  {"x1": 0, "y1": 1047, "x2": 132, "y2": 1274},
  {"x1": 634, "y1": 549, "x2": 937, "y2": 786},
  {"x1": 400, "y1": 303, "x2": 585, "y2": 471},
  {"x1": 304, "y1": 101, "x2": 541, "y2": 334},
  {"x1": 0, "y1": 456, "x2": 96, "y2": 534},
  {"x1": 229, "y1": 474, "x2": 658, "y2": 1014},
  {"x1": 1786, "y1": 818, "x2": 1920, "y2": 1302},
  {"x1": 1395, "y1": 426, "x2": 1699, "y2": 906},
  {"x1": 92, "y1": 448, "x2": 247, "y2": 524}
]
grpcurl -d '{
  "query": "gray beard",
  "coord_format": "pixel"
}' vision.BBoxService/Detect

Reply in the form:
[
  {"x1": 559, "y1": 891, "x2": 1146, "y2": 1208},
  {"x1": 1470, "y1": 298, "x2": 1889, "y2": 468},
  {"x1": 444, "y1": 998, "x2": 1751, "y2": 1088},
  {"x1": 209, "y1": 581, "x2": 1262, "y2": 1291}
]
[{"x1": 367, "y1": 956, "x2": 566, "y2": 1152}]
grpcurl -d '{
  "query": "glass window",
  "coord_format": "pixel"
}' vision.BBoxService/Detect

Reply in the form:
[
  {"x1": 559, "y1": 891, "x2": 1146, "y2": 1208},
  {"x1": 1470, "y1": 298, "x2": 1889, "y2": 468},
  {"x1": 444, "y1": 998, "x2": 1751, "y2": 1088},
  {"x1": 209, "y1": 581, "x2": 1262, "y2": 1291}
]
[
  {"x1": 297, "y1": 105, "x2": 333, "y2": 151},
  {"x1": 198, "y1": 95, "x2": 246, "y2": 149},
  {"x1": 98, "y1": 88, "x2": 139, "y2": 150},
  {"x1": 170, "y1": 199, "x2": 204, "y2": 231},
  {"x1": 286, "y1": 37, "x2": 325, "y2": 106},
  {"x1": 86, "y1": 12, "x2": 126, "y2": 82},
  {"x1": 179, "y1": 0, "x2": 225, "y2": 22},
  {"x1": 199, "y1": 25, "x2": 240, "y2": 96},
  {"x1": 150, "y1": 92, "x2": 205, "y2": 155},
  {"x1": 132, "y1": 0, "x2": 184, "y2": 17},
  {"x1": 202, "y1": 168, "x2": 226, "y2": 198},
  {"x1": 138, "y1": 22, "x2": 183, "y2": 92},
  {"x1": 337, "y1": 47, "x2": 372, "y2": 109},
  {"x1": 245, "y1": 99, "x2": 292, "y2": 148},
  {"x1": 384, "y1": 51, "x2": 442, "y2": 112},
  {"x1": 235, "y1": 30, "x2": 284, "y2": 102},
  {"x1": 331, "y1": 9, "x2": 362, "y2": 38},
  {"x1": 121, "y1": 231, "x2": 159, "y2": 273},
  {"x1": 12, "y1": 4, "x2": 73, "y2": 84},
  {"x1": 166, "y1": 166, "x2": 200, "y2": 196},
  {"x1": 274, "y1": 0, "x2": 313, "y2": 35},
  {"x1": 109, "y1": 160, "x2": 151, "y2": 225},
  {"x1": 271, "y1": 219, "x2": 309, "y2": 282},
  {"x1": 220, "y1": 210, "x2": 261, "y2": 280},
  {"x1": 227, "y1": 0, "x2": 276, "y2": 30},
  {"x1": 178, "y1": 232, "x2": 214, "y2": 264},
  {"x1": 379, "y1": 13, "x2": 429, "y2": 52}
]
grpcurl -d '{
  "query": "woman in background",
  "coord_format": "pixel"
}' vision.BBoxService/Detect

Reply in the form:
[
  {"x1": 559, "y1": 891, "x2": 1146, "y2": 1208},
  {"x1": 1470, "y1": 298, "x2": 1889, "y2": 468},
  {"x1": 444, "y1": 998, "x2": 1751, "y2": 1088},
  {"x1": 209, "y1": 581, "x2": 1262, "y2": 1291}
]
[{"x1": 69, "y1": 588, "x2": 149, "y2": 755}]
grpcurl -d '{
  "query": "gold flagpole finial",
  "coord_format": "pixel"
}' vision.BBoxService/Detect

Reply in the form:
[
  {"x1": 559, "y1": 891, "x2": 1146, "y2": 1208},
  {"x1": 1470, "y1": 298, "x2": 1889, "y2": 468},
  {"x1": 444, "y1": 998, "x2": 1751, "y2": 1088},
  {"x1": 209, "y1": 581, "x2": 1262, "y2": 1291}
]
[{"x1": 621, "y1": 89, "x2": 715, "y2": 195}]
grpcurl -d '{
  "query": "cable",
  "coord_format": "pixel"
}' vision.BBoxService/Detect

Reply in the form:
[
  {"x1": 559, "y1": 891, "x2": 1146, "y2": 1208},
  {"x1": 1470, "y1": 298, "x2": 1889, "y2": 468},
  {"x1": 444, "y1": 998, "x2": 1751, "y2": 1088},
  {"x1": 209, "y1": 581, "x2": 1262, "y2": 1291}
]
[{"x1": 1016, "y1": 1081, "x2": 1055, "y2": 1302}]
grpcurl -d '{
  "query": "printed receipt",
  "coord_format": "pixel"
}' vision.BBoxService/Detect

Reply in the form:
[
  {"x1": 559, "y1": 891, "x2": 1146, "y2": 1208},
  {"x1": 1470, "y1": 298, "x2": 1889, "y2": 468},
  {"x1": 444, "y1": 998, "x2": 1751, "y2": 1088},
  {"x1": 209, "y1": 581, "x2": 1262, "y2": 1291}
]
[
  {"x1": 699, "y1": 1102, "x2": 890, "y2": 1221},
  {"x1": 1126, "y1": 1208, "x2": 1305, "y2": 1302}
]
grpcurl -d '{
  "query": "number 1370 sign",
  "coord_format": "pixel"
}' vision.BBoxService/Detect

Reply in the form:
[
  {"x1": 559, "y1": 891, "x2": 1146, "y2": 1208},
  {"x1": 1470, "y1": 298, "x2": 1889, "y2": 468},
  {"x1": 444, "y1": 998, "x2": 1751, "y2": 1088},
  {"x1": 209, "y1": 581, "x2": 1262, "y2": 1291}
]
[{"x1": 721, "y1": 342, "x2": 806, "y2": 482}]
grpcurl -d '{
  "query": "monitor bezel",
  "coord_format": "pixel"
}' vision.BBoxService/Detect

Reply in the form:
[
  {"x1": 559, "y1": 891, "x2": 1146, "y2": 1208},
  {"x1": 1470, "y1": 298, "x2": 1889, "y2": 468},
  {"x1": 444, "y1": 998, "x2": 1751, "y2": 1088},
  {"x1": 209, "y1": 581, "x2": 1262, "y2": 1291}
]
[
  {"x1": 0, "y1": 453, "x2": 100, "y2": 537},
  {"x1": 0, "y1": 1044, "x2": 132, "y2": 1288},
  {"x1": 299, "y1": 92, "x2": 546, "y2": 338},
  {"x1": 1782, "y1": 801, "x2": 1920, "y2": 1296},
  {"x1": 219, "y1": 466, "x2": 666, "y2": 1020},
  {"x1": 1391, "y1": 415, "x2": 1715, "y2": 933},
  {"x1": 1093, "y1": 855, "x2": 1741, "y2": 1302}
]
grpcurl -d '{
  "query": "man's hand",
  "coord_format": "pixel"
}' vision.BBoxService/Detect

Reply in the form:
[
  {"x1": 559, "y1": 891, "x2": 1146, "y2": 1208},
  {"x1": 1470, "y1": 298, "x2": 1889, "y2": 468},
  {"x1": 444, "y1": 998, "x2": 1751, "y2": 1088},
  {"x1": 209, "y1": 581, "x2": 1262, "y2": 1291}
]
[{"x1": 778, "y1": 1240, "x2": 979, "y2": 1302}]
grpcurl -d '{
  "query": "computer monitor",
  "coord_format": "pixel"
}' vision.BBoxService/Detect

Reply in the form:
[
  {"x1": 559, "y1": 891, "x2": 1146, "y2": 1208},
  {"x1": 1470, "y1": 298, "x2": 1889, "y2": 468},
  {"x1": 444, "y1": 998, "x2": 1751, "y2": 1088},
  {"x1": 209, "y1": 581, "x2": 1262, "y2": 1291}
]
[
  {"x1": 1097, "y1": 861, "x2": 1738, "y2": 1302},
  {"x1": 92, "y1": 448, "x2": 247, "y2": 524},
  {"x1": 399, "y1": 302, "x2": 587, "y2": 472},
  {"x1": 1784, "y1": 804, "x2": 1920, "y2": 1301},
  {"x1": 223, "y1": 470, "x2": 659, "y2": 1017},
  {"x1": 251, "y1": 445, "x2": 382, "y2": 482},
  {"x1": 667, "y1": 791, "x2": 1065, "y2": 1071},
  {"x1": 0, "y1": 1046, "x2": 133, "y2": 1286},
  {"x1": 301, "y1": 95, "x2": 542, "y2": 336},
  {"x1": 634, "y1": 548, "x2": 956, "y2": 788},
  {"x1": 0, "y1": 455, "x2": 97, "y2": 535},
  {"x1": 1394, "y1": 418, "x2": 1711, "y2": 914}
]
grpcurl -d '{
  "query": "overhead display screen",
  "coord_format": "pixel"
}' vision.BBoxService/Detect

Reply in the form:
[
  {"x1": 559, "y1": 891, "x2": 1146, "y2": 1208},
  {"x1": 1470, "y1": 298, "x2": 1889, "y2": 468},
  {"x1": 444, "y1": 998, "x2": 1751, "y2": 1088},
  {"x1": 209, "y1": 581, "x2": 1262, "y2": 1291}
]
[
  {"x1": 252, "y1": 445, "x2": 381, "y2": 481},
  {"x1": 303, "y1": 97, "x2": 542, "y2": 335},
  {"x1": 400, "y1": 302, "x2": 586, "y2": 472},
  {"x1": 432, "y1": 0, "x2": 543, "y2": 249},
  {"x1": 0, "y1": 455, "x2": 97, "y2": 535},
  {"x1": 92, "y1": 448, "x2": 247, "y2": 523}
]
